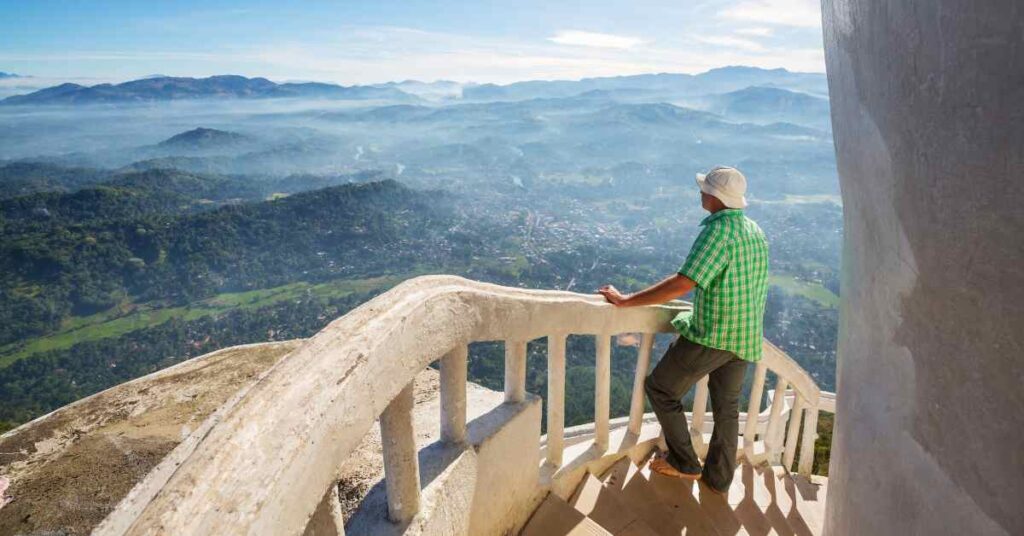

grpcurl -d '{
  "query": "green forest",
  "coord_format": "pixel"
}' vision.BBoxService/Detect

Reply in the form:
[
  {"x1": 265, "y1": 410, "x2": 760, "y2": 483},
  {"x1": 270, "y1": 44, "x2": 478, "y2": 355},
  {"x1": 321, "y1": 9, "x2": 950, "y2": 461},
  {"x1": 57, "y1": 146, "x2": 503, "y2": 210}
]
[
  {"x1": 0, "y1": 64, "x2": 850, "y2": 504},
  {"x1": 0, "y1": 163, "x2": 839, "y2": 475}
]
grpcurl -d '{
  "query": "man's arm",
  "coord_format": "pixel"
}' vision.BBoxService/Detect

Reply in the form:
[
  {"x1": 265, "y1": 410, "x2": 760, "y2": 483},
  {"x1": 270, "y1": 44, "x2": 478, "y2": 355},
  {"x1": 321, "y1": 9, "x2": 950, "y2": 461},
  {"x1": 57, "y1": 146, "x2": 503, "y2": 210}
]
[{"x1": 597, "y1": 274, "x2": 696, "y2": 307}]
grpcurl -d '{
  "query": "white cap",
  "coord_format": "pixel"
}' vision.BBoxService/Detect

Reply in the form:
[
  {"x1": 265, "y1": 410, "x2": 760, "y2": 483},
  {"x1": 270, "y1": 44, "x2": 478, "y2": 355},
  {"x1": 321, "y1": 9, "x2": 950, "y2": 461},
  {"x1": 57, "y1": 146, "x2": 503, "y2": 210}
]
[{"x1": 695, "y1": 166, "x2": 748, "y2": 208}]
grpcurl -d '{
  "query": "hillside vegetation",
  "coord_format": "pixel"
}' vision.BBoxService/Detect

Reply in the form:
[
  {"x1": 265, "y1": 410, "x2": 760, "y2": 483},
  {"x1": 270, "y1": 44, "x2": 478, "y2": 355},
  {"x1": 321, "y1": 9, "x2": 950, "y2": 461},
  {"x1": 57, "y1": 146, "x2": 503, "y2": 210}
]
[
  {"x1": 1, "y1": 67, "x2": 841, "y2": 442},
  {"x1": 0, "y1": 178, "x2": 459, "y2": 344}
]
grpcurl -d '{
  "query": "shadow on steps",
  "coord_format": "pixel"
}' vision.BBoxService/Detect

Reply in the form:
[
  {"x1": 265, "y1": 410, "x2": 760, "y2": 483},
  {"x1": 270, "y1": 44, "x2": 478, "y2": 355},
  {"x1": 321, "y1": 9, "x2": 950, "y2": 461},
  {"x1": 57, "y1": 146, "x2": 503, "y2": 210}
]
[{"x1": 522, "y1": 454, "x2": 827, "y2": 536}]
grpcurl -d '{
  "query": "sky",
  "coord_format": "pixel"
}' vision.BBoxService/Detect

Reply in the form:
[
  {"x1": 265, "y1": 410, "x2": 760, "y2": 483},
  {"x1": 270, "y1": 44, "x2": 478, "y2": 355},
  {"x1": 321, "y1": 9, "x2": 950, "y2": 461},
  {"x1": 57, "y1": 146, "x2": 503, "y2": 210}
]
[{"x1": 0, "y1": 0, "x2": 825, "y2": 86}]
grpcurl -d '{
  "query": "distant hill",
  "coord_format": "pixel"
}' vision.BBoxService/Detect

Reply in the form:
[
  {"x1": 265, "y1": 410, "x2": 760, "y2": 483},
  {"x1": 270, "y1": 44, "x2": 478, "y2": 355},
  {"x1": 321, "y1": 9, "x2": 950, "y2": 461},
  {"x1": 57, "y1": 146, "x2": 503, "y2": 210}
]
[
  {"x1": 378, "y1": 80, "x2": 465, "y2": 101},
  {"x1": 102, "y1": 168, "x2": 264, "y2": 203},
  {"x1": 696, "y1": 66, "x2": 823, "y2": 94},
  {"x1": 157, "y1": 127, "x2": 252, "y2": 151},
  {"x1": 0, "y1": 179, "x2": 459, "y2": 341},
  {"x1": 0, "y1": 168, "x2": 265, "y2": 236},
  {"x1": 106, "y1": 95, "x2": 830, "y2": 180},
  {"x1": 462, "y1": 66, "x2": 828, "y2": 102},
  {"x1": 1, "y1": 75, "x2": 418, "y2": 105},
  {"x1": 701, "y1": 86, "x2": 832, "y2": 130},
  {"x1": 586, "y1": 102, "x2": 721, "y2": 126},
  {"x1": 0, "y1": 72, "x2": 20, "y2": 79},
  {"x1": 0, "y1": 162, "x2": 113, "y2": 199}
]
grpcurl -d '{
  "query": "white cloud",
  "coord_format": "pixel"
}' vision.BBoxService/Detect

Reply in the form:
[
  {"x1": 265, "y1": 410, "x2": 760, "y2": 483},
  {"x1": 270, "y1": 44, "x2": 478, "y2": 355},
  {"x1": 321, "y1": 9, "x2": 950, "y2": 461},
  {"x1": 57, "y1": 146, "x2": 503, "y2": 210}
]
[
  {"x1": 735, "y1": 27, "x2": 774, "y2": 37},
  {"x1": 0, "y1": 24, "x2": 826, "y2": 86},
  {"x1": 547, "y1": 30, "x2": 646, "y2": 50},
  {"x1": 719, "y1": 0, "x2": 822, "y2": 28},
  {"x1": 695, "y1": 35, "x2": 767, "y2": 52},
  {"x1": 285, "y1": 27, "x2": 825, "y2": 83},
  {"x1": 247, "y1": 27, "x2": 670, "y2": 83}
]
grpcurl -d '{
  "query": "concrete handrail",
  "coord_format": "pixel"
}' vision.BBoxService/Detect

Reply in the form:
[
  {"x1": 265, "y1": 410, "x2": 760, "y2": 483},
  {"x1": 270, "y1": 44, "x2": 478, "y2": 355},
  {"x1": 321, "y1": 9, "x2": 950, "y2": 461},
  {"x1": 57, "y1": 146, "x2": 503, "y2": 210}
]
[
  {"x1": 96, "y1": 275, "x2": 826, "y2": 535},
  {"x1": 818, "y1": 390, "x2": 837, "y2": 414}
]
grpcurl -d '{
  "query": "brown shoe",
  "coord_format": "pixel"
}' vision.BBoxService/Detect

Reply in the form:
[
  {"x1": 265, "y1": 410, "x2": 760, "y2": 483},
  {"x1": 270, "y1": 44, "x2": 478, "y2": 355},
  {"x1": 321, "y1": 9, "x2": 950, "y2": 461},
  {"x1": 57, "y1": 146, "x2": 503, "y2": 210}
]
[{"x1": 649, "y1": 456, "x2": 701, "y2": 480}]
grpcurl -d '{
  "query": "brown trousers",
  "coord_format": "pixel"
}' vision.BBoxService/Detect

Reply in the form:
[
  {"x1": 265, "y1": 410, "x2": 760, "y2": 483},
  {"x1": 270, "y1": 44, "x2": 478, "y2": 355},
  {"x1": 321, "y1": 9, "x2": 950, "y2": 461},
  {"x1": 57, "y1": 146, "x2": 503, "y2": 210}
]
[{"x1": 644, "y1": 336, "x2": 749, "y2": 491}]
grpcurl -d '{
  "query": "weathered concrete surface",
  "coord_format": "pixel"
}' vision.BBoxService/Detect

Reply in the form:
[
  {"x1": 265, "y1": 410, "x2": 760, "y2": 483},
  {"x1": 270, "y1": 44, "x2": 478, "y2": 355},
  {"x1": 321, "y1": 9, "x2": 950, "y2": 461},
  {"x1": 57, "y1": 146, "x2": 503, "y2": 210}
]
[
  {"x1": 101, "y1": 276, "x2": 686, "y2": 535},
  {"x1": 0, "y1": 341, "x2": 303, "y2": 536},
  {"x1": 822, "y1": 1, "x2": 1024, "y2": 534},
  {"x1": 467, "y1": 396, "x2": 544, "y2": 536},
  {"x1": 348, "y1": 396, "x2": 541, "y2": 536},
  {"x1": 0, "y1": 335, "x2": 506, "y2": 536},
  {"x1": 343, "y1": 367, "x2": 509, "y2": 535}
]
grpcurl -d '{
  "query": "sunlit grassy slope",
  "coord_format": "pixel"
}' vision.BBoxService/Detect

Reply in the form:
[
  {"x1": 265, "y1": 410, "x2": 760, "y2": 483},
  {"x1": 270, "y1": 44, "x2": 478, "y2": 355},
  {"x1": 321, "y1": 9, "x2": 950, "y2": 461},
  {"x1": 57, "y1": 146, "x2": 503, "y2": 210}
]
[
  {"x1": 769, "y1": 274, "x2": 839, "y2": 308},
  {"x1": 0, "y1": 276, "x2": 397, "y2": 370}
]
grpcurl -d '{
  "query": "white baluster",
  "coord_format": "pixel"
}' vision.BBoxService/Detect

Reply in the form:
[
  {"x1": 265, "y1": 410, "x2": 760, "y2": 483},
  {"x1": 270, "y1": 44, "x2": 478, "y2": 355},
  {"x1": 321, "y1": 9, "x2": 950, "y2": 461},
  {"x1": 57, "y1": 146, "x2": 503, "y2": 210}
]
[
  {"x1": 772, "y1": 389, "x2": 793, "y2": 452},
  {"x1": 783, "y1": 396, "x2": 806, "y2": 471},
  {"x1": 798, "y1": 403, "x2": 820, "y2": 476},
  {"x1": 764, "y1": 377, "x2": 789, "y2": 464},
  {"x1": 379, "y1": 383, "x2": 420, "y2": 523},
  {"x1": 547, "y1": 333, "x2": 567, "y2": 467},
  {"x1": 504, "y1": 339, "x2": 528, "y2": 403},
  {"x1": 440, "y1": 345, "x2": 468, "y2": 444},
  {"x1": 743, "y1": 361, "x2": 767, "y2": 461},
  {"x1": 627, "y1": 333, "x2": 654, "y2": 436},
  {"x1": 690, "y1": 376, "x2": 710, "y2": 457},
  {"x1": 595, "y1": 332, "x2": 611, "y2": 451}
]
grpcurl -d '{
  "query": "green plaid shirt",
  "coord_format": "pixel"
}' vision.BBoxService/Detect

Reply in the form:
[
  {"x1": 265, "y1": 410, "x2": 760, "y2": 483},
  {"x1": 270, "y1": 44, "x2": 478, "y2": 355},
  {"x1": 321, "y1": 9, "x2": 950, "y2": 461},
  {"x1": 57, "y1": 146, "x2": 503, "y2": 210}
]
[{"x1": 671, "y1": 209, "x2": 769, "y2": 361}]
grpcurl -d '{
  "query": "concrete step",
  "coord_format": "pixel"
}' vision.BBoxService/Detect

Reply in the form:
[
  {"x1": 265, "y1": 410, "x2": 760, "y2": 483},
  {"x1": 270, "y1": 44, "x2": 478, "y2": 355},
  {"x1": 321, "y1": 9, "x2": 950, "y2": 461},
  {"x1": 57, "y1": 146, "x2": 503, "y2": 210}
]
[
  {"x1": 569, "y1": 473, "x2": 660, "y2": 536},
  {"x1": 602, "y1": 459, "x2": 714, "y2": 536},
  {"x1": 753, "y1": 466, "x2": 827, "y2": 536},
  {"x1": 599, "y1": 456, "x2": 639, "y2": 491},
  {"x1": 522, "y1": 454, "x2": 827, "y2": 536},
  {"x1": 620, "y1": 456, "x2": 824, "y2": 536},
  {"x1": 643, "y1": 468, "x2": 725, "y2": 535},
  {"x1": 520, "y1": 493, "x2": 613, "y2": 536}
]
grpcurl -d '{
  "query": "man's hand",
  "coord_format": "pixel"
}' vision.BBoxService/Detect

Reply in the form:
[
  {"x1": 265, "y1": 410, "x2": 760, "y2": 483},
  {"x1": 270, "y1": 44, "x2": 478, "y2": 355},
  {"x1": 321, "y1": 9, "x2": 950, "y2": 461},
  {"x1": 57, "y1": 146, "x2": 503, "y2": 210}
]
[
  {"x1": 597, "y1": 275, "x2": 697, "y2": 308},
  {"x1": 598, "y1": 284, "x2": 629, "y2": 306}
]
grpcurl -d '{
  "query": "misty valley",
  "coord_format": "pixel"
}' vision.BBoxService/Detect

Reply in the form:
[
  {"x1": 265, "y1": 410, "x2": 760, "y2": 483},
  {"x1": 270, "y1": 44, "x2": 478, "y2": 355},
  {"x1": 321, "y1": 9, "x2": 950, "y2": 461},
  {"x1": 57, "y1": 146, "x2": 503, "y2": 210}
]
[{"x1": 0, "y1": 67, "x2": 840, "y2": 461}]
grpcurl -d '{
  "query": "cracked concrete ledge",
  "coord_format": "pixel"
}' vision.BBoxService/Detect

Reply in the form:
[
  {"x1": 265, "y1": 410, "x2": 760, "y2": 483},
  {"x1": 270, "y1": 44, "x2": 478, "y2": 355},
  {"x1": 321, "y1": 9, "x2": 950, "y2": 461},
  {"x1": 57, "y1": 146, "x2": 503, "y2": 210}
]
[
  {"x1": 0, "y1": 338, "x2": 504, "y2": 536},
  {"x1": 0, "y1": 340, "x2": 303, "y2": 536}
]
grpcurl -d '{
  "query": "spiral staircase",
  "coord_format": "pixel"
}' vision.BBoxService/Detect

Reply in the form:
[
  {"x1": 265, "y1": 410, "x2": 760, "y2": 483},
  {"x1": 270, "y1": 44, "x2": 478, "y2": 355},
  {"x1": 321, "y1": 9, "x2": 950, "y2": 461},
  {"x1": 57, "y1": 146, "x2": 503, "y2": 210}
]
[{"x1": 86, "y1": 276, "x2": 834, "y2": 535}]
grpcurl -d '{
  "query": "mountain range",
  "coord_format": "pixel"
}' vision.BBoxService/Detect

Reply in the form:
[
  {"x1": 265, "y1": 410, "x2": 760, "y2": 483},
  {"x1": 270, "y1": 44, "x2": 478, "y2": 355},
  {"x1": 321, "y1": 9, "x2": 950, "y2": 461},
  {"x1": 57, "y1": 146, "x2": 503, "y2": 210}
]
[
  {"x1": 1, "y1": 67, "x2": 828, "y2": 108},
  {"x1": 699, "y1": 86, "x2": 831, "y2": 130},
  {"x1": 462, "y1": 66, "x2": 828, "y2": 101},
  {"x1": 0, "y1": 63, "x2": 843, "y2": 435},
  {"x1": 1, "y1": 75, "x2": 418, "y2": 105},
  {"x1": 156, "y1": 127, "x2": 253, "y2": 151}
]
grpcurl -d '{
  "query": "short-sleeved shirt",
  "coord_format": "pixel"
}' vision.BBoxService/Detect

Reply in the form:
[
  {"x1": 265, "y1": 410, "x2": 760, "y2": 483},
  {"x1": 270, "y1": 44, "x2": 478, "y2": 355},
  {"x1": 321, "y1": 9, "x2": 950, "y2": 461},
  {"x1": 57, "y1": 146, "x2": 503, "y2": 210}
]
[{"x1": 671, "y1": 208, "x2": 769, "y2": 361}]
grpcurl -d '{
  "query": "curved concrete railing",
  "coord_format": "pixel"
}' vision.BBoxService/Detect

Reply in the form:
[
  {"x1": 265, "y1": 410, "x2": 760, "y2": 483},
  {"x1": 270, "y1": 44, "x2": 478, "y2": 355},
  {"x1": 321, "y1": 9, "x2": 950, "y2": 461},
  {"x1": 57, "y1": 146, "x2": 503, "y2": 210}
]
[{"x1": 96, "y1": 275, "x2": 829, "y2": 536}]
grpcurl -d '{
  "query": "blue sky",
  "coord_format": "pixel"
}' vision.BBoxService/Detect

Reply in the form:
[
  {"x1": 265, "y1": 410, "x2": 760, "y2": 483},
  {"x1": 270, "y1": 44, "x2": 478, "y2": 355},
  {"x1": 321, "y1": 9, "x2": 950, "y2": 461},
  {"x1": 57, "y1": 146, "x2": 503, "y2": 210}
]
[{"x1": 0, "y1": 0, "x2": 825, "y2": 85}]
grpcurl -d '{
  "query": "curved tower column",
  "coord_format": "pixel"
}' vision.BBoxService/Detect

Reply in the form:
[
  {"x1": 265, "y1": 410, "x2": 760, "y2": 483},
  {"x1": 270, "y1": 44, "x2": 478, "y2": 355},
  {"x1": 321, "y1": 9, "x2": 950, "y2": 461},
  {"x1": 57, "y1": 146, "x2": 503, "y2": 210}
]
[{"x1": 822, "y1": 1, "x2": 1023, "y2": 534}]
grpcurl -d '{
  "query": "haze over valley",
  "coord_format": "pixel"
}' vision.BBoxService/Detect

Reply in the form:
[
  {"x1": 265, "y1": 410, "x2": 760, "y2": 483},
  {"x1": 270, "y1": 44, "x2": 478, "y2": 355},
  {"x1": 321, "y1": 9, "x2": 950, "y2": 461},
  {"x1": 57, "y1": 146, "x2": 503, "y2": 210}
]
[{"x1": 0, "y1": 67, "x2": 840, "y2": 434}]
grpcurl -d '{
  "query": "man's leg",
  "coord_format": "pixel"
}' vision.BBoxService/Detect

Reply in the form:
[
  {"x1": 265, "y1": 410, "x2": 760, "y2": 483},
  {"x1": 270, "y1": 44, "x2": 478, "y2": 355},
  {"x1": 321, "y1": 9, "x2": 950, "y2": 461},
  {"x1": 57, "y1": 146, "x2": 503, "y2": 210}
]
[
  {"x1": 701, "y1": 355, "x2": 749, "y2": 491},
  {"x1": 644, "y1": 337, "x2": 734, "y2": 475}
]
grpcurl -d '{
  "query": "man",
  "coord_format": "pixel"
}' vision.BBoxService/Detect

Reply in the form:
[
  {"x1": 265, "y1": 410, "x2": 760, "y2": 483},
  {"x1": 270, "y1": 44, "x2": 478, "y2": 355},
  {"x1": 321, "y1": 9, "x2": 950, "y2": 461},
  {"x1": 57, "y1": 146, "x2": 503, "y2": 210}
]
[{"x1": 598, "y1": 166, "x2": 768, "y2": 495}]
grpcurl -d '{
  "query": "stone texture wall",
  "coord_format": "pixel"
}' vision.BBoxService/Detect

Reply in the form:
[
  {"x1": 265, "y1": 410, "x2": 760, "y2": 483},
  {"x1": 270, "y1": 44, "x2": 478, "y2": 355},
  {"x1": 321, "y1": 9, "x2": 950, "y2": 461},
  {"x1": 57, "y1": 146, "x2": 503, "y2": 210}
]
[{"x1": 822, "y1": 1, "x2": 1023, "y2": 534}]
